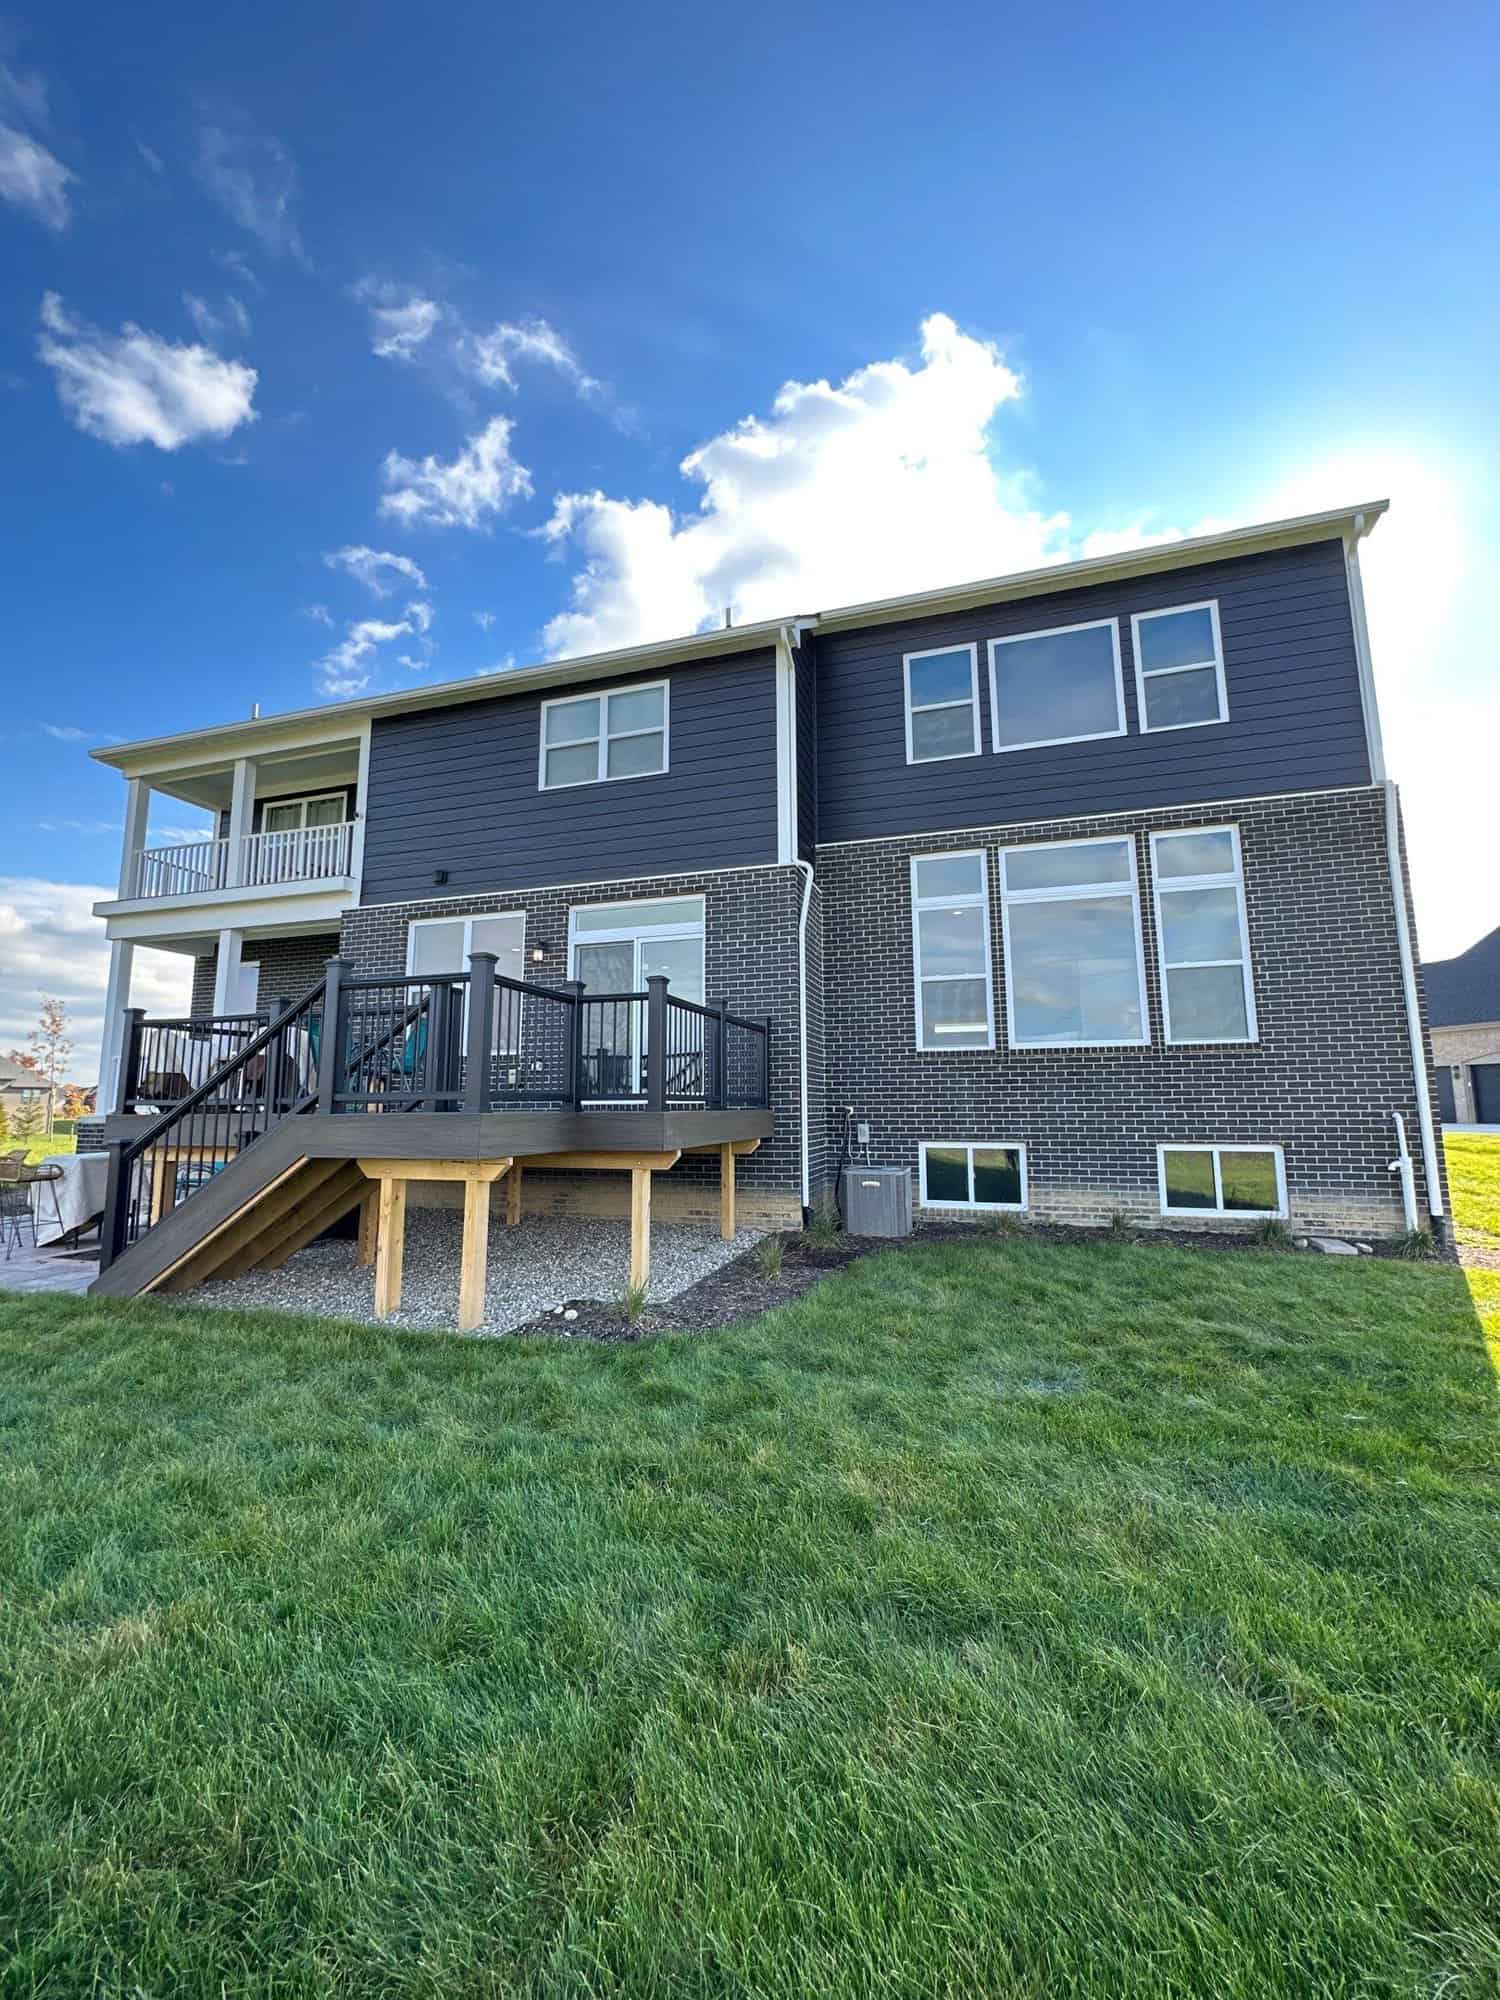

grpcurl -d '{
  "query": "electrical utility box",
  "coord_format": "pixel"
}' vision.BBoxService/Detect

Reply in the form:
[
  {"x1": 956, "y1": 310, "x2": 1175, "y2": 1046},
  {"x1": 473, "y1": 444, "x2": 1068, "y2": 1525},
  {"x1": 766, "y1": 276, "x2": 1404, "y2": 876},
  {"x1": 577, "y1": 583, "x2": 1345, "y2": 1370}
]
[{"x1": 841, "y1": 1165, "x2": 913, "y2": 1238}]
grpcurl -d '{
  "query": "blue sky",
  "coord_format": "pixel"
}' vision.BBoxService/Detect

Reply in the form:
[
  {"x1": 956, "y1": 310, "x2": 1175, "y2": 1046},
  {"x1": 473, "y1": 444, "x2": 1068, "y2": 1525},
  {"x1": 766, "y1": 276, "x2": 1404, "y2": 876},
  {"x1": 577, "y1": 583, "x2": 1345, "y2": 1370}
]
[{"x1": 2, "y1": 0, "x2": 1496, "y2": 1072}]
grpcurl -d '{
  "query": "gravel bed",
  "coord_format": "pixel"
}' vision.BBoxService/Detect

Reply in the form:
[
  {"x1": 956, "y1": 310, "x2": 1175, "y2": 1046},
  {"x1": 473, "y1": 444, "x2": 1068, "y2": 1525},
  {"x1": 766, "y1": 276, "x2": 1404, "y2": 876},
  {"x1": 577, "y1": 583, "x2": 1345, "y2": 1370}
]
[{"x1": 190, "y1": 1208, "x2": 765, "y2": 1337}]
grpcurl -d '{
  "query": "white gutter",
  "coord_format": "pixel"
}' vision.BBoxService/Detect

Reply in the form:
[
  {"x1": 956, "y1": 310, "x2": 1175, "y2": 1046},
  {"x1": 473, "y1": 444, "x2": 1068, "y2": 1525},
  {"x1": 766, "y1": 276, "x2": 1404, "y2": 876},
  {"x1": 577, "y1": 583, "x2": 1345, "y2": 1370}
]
[
  {"x1": 776, "y1": 620, "x2": 815, "y2": 1213},
  {"x1": 1383, "y1": 779, "x2": 1445, "y2": 1223}
]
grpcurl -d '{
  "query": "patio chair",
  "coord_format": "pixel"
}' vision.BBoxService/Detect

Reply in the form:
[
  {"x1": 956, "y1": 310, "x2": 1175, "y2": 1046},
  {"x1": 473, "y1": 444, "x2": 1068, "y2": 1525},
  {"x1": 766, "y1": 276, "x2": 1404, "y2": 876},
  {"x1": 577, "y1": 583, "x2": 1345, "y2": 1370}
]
[
  {"x1": 19, "y1": 1159, "x2": 65, "y2": 1239},
  {"x1": 0, "y1": 1153, "x2": 33, "y2": 1260}
]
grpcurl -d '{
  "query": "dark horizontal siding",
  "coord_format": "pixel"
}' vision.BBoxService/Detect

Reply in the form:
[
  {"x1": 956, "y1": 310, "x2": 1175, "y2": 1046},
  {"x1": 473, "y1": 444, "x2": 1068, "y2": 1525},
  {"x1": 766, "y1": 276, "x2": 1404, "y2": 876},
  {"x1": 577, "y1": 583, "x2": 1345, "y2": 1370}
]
[
  {"x1": 814, "y1": 540, "x2": 1371, "y2": 843},
  {"x1": 794, "y1": 638, "x2": 817, "y2": 861},
  {"x1": 360, "y1": 648, "x2": 778, "y2": 905}
]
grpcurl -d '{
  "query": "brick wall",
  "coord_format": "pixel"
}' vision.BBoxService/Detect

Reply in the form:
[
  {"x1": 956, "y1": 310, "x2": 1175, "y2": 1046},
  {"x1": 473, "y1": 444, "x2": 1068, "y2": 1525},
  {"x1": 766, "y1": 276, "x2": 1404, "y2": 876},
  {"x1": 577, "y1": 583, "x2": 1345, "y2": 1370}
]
[
  {"x1": 189, "y1": 932, "x2": 341, "y2": 1015},
  {"x1": 817, "y1": 784, "x2": 1445, "y2": 1238},
  {"x1": 339, "y1": 865, "x2": 807, "y2": 1222}
]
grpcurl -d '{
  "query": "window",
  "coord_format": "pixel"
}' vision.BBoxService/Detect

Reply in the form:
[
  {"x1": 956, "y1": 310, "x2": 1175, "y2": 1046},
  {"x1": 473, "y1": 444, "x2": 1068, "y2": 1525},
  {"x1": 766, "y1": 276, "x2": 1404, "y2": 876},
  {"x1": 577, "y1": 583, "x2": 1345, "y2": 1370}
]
[
  {"x1": 998, "y1": 836, "x2": 1148, "y2": 1048},
  {"x1": 1150, "y1": 827, "x2": 1257, "y2": 1043},
  {"x1": 569, "y1": 897, "x2": 705, "y2": 1099},
  {"x1": 910, "y1": 852, "x2": 995, "y2": 1050},
  {"x1": 407, "y1": 910, "x2": 526, "y2": 1055},
  {"x1": 260, "y1": 792, "x2": 347, "y2": 832},
  {"x1": 1131, "y1": 602, "x2": 1227, "y2": 731},
  {"x1": 1158, "y1": 1144, "x2": 1286, "y2": 1217},
  {"x1": 988, "y1": 618, "x2": 1125, "y2": 753},
  {"x1": 904, "y1": 644, "x2": 981, "y2": 763},
  {"x1": 920, "y1": 1142, "x2": 1027, "y2": 1211},
  {"x1": 540, "y1": 679, "x2": 668, "y2": 789}
]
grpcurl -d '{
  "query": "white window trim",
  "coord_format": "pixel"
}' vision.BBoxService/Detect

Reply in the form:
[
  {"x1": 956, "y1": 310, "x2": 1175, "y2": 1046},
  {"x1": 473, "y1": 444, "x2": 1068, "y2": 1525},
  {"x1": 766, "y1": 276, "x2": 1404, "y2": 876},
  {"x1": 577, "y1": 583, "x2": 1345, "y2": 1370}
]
[
  {"x1": 1149, "y1": 824, "x2": 1258, "y2": 1045},
  {"x1": 1130, "y1": 600, "x2": 1228, "y2": 733},
  {"x1": 538, "y1": 677, "x2": 670, "y2": 791},
  {"x1": 1156, "y1": 1143, "x2": 1287, "y2": 1219},
  {"x1": 987, "y1": 616, "x2": 1126, "y2": 755},
  {"x1": 997, "y1": 834, "x2": 1151, "y2": 1050},
  {"x1": 566, "y1": 894, "x2": 706, "y2": 964},
  {"x1": 919, "y1": 1141, "x2": 1028, "y2": 1212},
  {"x1": 259, "y1": 789, "x2": 348, "y2": 829},
  {"x1": 407, "y1": 908, "x2": 527, "y2": 1056},
  {"x1": 909, "y1": 851, "x2": 996, "y2": 1053},
  {"x1": 903, "y1": 643, "x2": 982, "y2": 765}
]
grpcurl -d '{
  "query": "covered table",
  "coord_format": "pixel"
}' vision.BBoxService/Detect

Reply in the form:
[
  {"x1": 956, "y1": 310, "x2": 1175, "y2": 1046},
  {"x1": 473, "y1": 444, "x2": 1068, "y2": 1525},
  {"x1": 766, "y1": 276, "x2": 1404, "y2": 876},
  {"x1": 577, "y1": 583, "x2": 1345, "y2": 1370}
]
[{"x1": 32, "y1": 1152, "x2": 109, "y2": 1248}]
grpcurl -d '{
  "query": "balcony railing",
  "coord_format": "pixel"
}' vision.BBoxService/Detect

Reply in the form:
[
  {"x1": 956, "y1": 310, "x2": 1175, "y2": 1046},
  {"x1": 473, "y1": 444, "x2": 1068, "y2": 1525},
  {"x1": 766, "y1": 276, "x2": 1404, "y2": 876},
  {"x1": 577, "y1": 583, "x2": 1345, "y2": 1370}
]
[{"x1": 128, "y1": 822, "x2": 354, "y2": 899}]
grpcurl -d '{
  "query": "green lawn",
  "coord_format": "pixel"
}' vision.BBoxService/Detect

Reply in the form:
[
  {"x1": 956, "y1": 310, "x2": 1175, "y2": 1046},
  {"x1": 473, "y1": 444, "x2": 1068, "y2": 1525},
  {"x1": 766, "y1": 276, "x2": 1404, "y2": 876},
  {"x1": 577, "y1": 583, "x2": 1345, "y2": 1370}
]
[
  {"x1": 0, "y1": 1159, "x2": 1497, "y2": 1996},
  {"x1": 2, "y1": 1124, "x2": 77, "y2": 1164},
  {"x1": 1448, "y1": 1129, "x2": 1500, "y2": 1257}
]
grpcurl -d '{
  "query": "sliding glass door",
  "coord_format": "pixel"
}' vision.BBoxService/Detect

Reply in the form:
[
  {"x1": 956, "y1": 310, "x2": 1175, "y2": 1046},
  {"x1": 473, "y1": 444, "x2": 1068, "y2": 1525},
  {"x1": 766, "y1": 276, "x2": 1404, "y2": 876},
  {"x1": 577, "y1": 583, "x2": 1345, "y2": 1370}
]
[{"x1": 570, "y1": 896, "x2": 704, "y2": 1097}]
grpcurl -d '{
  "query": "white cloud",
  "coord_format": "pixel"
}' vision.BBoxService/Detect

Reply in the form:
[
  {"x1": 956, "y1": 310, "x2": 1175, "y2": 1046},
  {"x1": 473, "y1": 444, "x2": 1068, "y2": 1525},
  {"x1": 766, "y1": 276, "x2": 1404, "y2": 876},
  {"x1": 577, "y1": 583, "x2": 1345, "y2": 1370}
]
[
  {"x1": 316, "y1": 616, "x2": 412, "y2": 697},
  {"x1": 0, "y1": 878, "x2": 193, "y2": 1083},
  {"x1": 303, "y1": 602, "x2": 335, "y2": 627},
  {"x1": 379, "y1": 415, "x2": 532, "y2": 530},
  {"x1": 37, "y1": 292, "x2": 258, "y2": 451},
  {"x1": 196, "y1": 116, "x2": 304, "y2": 261},
  {"x1": 324, "y1": 544, "x2": 429, "y2": 598},
  {"x1": 541, "y1": 312, "x2": 1060, "y2": 657},
  {"x1": 405, "y1": 598, "x2": 434, "y2": 634},
  {"x1": 213, "y1": 247, "x2": 262, "y2": 294},
  {"x1": 0, "y1": 123, "x2": 72, "y2": 230},
  {"x1": 184, "y1": 291, "x2": 251, "y2": 342},
  {"x1": 465, "y1": 316, "x2": 601, "y2": 396},
  {"x1": 355, "y1": 281, "x2": 443, "y2": 361},
  {"x1": 475, "y1": 654, "x2": 515, "y2": 676},
  {"x1": 473, "y1": 609, "x2": 496, "y2": 632},
  {"x1": 39, "y1": 722, "x2": 89, "y2": 742}
]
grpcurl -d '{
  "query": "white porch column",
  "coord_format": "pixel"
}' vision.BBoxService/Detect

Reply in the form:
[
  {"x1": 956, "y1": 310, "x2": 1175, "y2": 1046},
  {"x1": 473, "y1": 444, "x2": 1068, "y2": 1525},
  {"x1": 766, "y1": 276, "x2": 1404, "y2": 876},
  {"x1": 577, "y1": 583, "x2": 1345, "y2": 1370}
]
[
  {"x1": 225, "y1": 756, "x2": 256, "y2": 887},
  {"x1": 118, "y1": 778, "x2": 150, "y2": 898},
  {"x1": 212, "y1": 928, "x2": 247, "y2": 1015},
  {"x1": 97, "y1": 939, "x2": 136, "y2": 1113}
]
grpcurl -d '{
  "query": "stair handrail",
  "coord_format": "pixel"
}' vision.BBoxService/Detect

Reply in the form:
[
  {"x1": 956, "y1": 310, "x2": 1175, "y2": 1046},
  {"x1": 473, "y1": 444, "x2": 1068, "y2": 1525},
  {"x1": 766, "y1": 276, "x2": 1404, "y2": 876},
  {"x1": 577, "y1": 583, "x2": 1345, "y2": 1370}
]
[{"x1": 99, "y1": 977, "x2": 327, "y2": 1271}]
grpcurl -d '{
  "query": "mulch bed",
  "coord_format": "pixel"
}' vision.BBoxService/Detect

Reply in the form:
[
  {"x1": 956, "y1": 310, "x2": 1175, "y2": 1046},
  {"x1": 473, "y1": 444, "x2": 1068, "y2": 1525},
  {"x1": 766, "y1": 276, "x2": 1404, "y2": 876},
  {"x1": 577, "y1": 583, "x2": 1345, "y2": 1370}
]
[{"x1": 512, "y1": 1214, "x2": 1445, "y2": 1343}]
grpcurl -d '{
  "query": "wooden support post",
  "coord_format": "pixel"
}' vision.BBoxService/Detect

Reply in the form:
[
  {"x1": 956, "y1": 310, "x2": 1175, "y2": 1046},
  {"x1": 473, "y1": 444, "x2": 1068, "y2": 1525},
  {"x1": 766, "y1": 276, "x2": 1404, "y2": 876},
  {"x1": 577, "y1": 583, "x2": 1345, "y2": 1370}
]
[
  {"x1": 719, "y1": 1142, "x2": 735, "y2": 1241},
  {"x1": 459, "y1": 1172, "x2": 490, "y2": 1331},
  {"x1": 356, "y1": 1186, "x2": 378, "y2": 1266},
  {"x1": 505, "y1": 1161, "x2": 522, "y2": 1227},
  {"x1": 629, "y1": 1166, "x2": 652, "y2": 1292},
  {"x1": 373, "y1": 1177, "x2": 406, "y2": 1317}
]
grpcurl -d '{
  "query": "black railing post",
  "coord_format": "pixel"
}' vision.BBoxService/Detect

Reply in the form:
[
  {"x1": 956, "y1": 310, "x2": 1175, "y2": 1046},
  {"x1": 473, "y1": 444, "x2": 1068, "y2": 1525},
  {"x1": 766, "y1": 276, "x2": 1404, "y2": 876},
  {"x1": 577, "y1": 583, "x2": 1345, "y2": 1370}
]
[
  {"x1": 711, "y1": 997, "x2": 728, "y2": 1110},
  {"x1": 564, "y1": 981, "x2": 585, "y2": 1109},
  {"x1": 99, "y1": 1139, "x2": 128, "y2": 1272},
  {"x1": 646, "y1": 976, "x2": 669, "y2": 1115},
  {"x1": 317, "y1": 957, "x2": 351, "y2": 1114},
  {"x1": 761, "y1": 1015, "x2": 773, "y2": 1110},
  {"x1": 465, "y1": 953, "x2": 497, "y2": 1113},
  {"x1": 426, "y1": 982, "x2": 454, "y2": 1110},
  {"x1": 115, "y1": 1007, "x2": 146, "y2": 1115}
]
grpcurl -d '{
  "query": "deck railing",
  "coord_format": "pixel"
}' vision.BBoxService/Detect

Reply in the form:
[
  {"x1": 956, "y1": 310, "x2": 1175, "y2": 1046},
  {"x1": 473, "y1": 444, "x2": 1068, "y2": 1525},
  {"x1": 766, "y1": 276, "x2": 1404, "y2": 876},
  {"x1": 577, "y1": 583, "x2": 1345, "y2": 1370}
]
[
  {"x1": 117, "y1": 1009, "x2": 270, "y2": 1113},
  {"x1": 126, "y1": 822, "x2": 355, "y2": 899},
  {"x1": 100, "y1": 958, "x2": 771, "y2": 1273}
]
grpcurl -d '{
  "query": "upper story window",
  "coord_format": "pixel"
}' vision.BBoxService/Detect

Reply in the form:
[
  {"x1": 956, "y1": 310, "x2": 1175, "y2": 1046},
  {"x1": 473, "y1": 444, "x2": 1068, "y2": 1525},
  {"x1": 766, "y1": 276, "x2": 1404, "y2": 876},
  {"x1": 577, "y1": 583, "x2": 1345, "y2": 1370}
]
[
  {"x1": 539, "y1": 679, "x2": 668, "y2": 790},
  {"x1": 261, "y1": 791, "x2": 346, "y2": 832},
  {"x1": 904, "y1": 644, "x2": 981, "y2": 763},
  {"x1": 910, "y1": 851, "x2": 995, "y2": 1050},
  {"x1": 988, "y1": 618, "x2": 1125, "y2": 754},
  {"x1": 1149, "y1": 827, "x2": 1256, "y2": 1043},
  {"x1": 998, "y1": 835, "x2": 1149, "y2": 1048},
  {"x1": 1130, "y1": 602, "x2": 1227, "y2": 731}
]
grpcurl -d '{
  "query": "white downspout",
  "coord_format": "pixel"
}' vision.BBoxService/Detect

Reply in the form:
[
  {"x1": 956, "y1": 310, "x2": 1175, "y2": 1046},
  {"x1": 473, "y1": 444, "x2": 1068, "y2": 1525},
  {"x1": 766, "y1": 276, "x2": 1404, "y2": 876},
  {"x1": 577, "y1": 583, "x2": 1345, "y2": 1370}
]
[
  {"x1": 793, "y1": 857, "x2": 814, "y2": 1213},
  {"x1": 1382, "y1": 779, "x2": 1444, "y2": 1226}
]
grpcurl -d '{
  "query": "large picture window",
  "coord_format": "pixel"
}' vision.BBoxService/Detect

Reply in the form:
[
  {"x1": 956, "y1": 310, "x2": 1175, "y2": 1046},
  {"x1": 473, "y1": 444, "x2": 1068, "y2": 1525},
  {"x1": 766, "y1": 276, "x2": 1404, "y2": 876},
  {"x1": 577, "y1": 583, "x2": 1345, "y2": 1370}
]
[
  {"x1": 1131, "y1": 602, "x2": 1227, "y2": 731},
  {"x1": 539, "y1": 679, "x2": 668, "y2": 789},
  {"x1": 988, "y1": 617, "x2": 1125, "y2": 753},
  {"x1": 910, "y1": 851, "x2": 994, "y2": 1051},
  {"x1": 904, "y1": 644, "x2": 981, "y2": 763},
  {"x1": 998, "y1": 836, "x2": 1149, "y2": 1048},
  {"x1": 1150, "y1": 827, "x2": 1256, "y2": 1043}
]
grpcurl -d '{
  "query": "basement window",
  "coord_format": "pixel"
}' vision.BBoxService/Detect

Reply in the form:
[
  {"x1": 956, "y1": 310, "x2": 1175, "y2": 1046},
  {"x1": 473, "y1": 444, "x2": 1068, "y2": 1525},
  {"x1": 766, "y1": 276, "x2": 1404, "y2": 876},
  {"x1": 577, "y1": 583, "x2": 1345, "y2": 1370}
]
[
  {"x1": 1158, "y1": 1144, "x2": 1286, "y2": 1217},
  {"x1": 920, "y1": 1142, "x2": 1027, "y2": 1210}
]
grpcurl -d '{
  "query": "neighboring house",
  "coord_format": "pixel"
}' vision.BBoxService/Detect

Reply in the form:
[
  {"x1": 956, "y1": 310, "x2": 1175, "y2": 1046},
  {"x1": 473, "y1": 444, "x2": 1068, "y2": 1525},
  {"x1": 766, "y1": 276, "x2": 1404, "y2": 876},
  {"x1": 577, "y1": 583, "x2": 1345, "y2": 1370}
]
[
  {"x1": 80, "y1": 499, "x2": 1449, "y2": 1307},
  {"x1": 0, "y1": 1055, "x2": 47, "y2": 1106},
  {"x1": 1423, "y1": 925, "x2": 1500, "y2": 1123}
]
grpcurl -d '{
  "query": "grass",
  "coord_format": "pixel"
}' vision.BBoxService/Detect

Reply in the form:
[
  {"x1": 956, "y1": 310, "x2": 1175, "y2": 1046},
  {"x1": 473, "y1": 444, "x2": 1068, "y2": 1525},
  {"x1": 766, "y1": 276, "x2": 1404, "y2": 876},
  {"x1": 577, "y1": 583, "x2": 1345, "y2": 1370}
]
[
  {"x1": 0, "y1": 1151, "x2": 1496, "y2": 1995},
  {"x1": 1448, "y1": 1129, "x2": 1500, "y2": 1256},
  {"x1": 2, "y1": 1124, "x2": 77, "y2": 1164}
]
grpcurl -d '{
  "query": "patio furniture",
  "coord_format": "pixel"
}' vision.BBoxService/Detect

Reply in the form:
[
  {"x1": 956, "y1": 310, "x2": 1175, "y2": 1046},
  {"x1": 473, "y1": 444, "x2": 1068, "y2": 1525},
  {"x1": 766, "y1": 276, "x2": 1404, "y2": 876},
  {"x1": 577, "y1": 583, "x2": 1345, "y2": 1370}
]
[
  {"x1": 0, "y1": 1152, "x2": 34, "y2": 1259},
  {"x1": 31, "y1": 1152, "x2": 111, "y2": 1249},
  {"x1": 21, "y1": 1159, "x2": 65, "y2": 1240}
]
